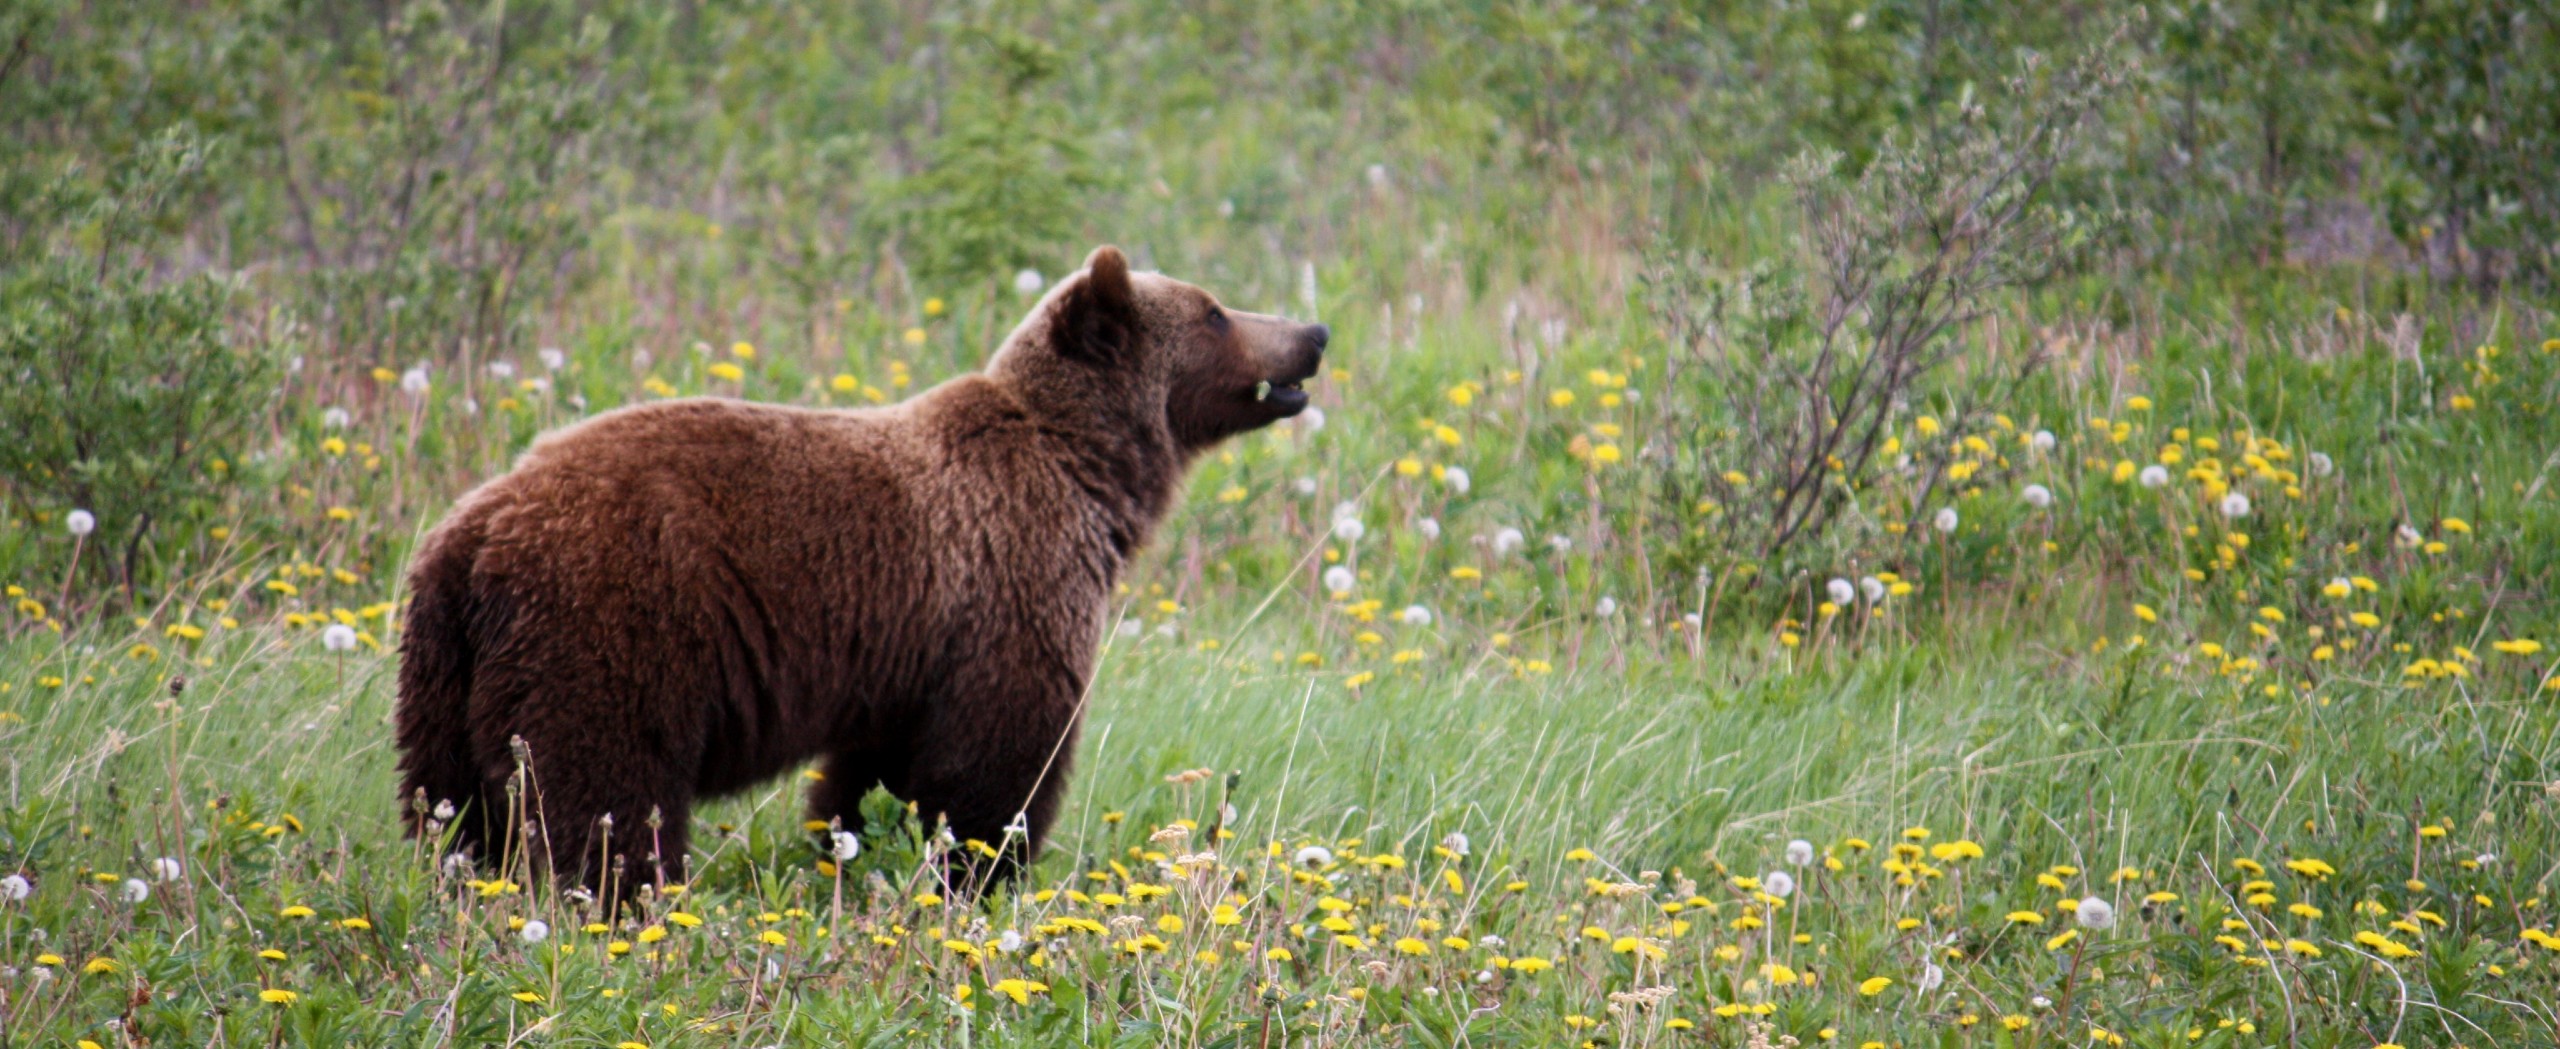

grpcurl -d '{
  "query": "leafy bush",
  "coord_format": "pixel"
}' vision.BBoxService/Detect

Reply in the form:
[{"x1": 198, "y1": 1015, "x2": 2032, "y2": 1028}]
[
  {"x1": 1643, "y1": 34, "x2": 2126, "y2": 575},
  {"x1": 0, "y1": 130, "x2": 276, "y2": 596}
]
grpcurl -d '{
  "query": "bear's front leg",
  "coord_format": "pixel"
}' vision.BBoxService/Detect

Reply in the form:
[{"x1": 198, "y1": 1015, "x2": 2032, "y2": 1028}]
[{"x1": 896, "y1": 666, "x2": 1084, "y2": 900}]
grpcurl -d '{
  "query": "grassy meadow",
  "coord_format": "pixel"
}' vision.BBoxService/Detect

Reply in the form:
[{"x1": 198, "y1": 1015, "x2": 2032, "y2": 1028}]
[{"x1": 8, "y1": 2, "x2": 2560, "y2": 1047}]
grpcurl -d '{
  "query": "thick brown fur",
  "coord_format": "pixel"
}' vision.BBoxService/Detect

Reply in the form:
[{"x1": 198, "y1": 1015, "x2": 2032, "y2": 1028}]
[{"x1": 394, "y1": 246, "x2": 1326, "y2": 896}]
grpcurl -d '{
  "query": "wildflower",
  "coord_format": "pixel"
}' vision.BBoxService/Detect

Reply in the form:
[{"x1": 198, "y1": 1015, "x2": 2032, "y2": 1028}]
[
  {"x1": 1293, "y1": 845, "x2": 1335, "y2": 868},
  {"x1": 1593, "y1": 596, "x2": 1617, "y2": 617},
  {"x1": 667, "y1": 911, "x2": 702, "y2": 927},
  {"x1": 119, "y1": 879, "x2": 149, "y2": 903},
  {"x1": 1443, "y1": 466, "x2": 1471, "y2": 493},
  {"x1": 260, "y1": 989, "x2": 298, "y2": 1005},
  {"x1": 2075, "y1": 897, "x2": 2115, "y2": 929},
  {"x1": 1858, "y1": 976, "x2": 1893, "y2": 995},
  {"x1": 1441, "y1": 831, "x2": 1471, "y2": 857},
  {"x1": 2006, "y1": 910, "x2": 2045, "y2": 925},
  {"x1": 1786, "y1": 839, "x2": 1816, "y2": 867},
  {"x1": 830, "y1": 830, "x2": 861, "y2": 861},
  {"x1": 401, "y1": 366, "x2": 431, "y2": 396},
  {"x1": 1916, "y1": 962, "x2": 1944, "y2": 991},
  {"x1": 1826, "y1": 579, "x2": 1855, "y2": 606},
  {"x1": 1491, "y1": 527, "x2": 1525, "y2": 555},
  {"x1": 2030, "y1": 430, "x2": 2056, "y2": 452},
  {"x1": 2219, "y1": 492, "x2": 2251, "y2": 518},
  {"x1": 1416, "y1": 517, "x2": 1441, "y2": 540},
  {"x1": 150, "y1": 857, "x2": 182, "y2": 881},
  {"x1": 339, "y1": 917, "x2": 372, "y2": 930},
  {"x1": 0, "y1": 874, "x2": 27, "y2": 901},
  {"x1": 1332, "y1": 517, "x2": 1365, "y2": 543},
  {"x1": 1320, "y1": 565, "x2": 1356, "y2": 596},
  {"x1": 1763, "y1": 871, "x2": 1796, "y2": 898},
  {"x1": 1933, "y1": 507, "x2": 1959, "y2": 533},
  {"x1": 519, "y1": 919, "x2": 550, "y2": 943},
  {"x1": 67, "y1": 509, "x2": 97, "y2": 537},
  {"x1": 279, "y1": 905, "x2": 315, "y2": 919},
  {"x1": 1014, "y1": 269, "x2": 1046, "y2": 294},
  {"x1": 2023, "y1": 484, "x2": 2053, "y2": 509},
  {"x1": 1400, "y1": 605, "x2": 1433, "y2": 627},
  {"x1": 322, "y1": 624, "x2": 359, "y2": 652},
  {"x1": 2133, "y1": 464, "x2": 2167, "y2": 488},
  {"x1": 322, "y1": 407, "x2": 351, "y2": 428}
]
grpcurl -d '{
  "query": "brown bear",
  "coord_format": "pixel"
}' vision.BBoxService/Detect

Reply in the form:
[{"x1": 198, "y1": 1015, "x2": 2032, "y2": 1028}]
[{"x1": 394, "y1": 246, "x2": 1325, "y2": 896}]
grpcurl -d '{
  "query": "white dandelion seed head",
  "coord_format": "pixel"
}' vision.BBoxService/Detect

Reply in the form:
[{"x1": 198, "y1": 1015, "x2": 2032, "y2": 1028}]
[
  {"x1": 1474, "y1": 969, "x2": 1493, "y2": 984},
  {"x1": 2307, "y1": 451, "x2": 2334, "y2": 477},
  {"x1": 1681, "y1": 612, "x2": 1703, "y2": 629},
  {"x1": 1332, "y1": 517, "x2": 1366, "y2": 543},
  {"x1": 1216, "y1": 198, "x2": 1236, "y2": 218},
  {"x1": 1547, "y1": 534, "x2": 1573, "y2": 554},
  {"x1": 519, "y1": 918, "x2": 550, "y2": 944},
  {"x1": 1440, "y1": 831, "x2": 1471, "y2": 857},
  {"x1": 2396, "y1": 522, "x2": 2423, "y2": 547},
  {"x1": 1593, "y1": 596, "x2": 1618, "y2": 618},
  {"x1": 831, "y1": 831, "x2": 862, "y2": 861},
  {"x1": 66, "y1": 510, "x2": 96, "y2": 537},
  {"x1": 1785, "y1": 839, "x2": 1816, "y2": 867},
  {"x1": 119, "y1": 878, "x2": 149, "y2": 904},
  {"x1": 2138, "y1": 465, "x2": 2171, "y2": 489},
  {"x1": 1296, "y1": 406, "x2": 1326, "y2": 434},
  {"x1": 1918, "y1": 962, "x2": 1945, "y2": 991},
  {"x1": 442, "y1": 852, "x2": 474, "y2": 875},
  {"x1": 1014, "y1": 268, "x2": 1046, "y2": 295},
  {"x1": 1114, "y1": 619, "x2": 1141, "y2": 639},
  {"x1": 1441, "y1": 466, "x2": 1471, "y2": 494},
  {"x1": 2030, "y1": 995, "x2": 2053, "y2": 1010},
  {"x1": 1491, "y1": 527, "x2": 1526, "y2": 555},
  {"x1": 1331, "y1": 500, "x2": 1362, "y2": 523},
  {"x1": 431, "y1": 799, "x2": 456, "y2": 821},
  {"x1": 2023, "y1": 484, "x2": 2054, "y2": 509},
  {"x1": 321, "y1": 407, "x2": 351, "y2": 429},
  {"x1": 1292, "y1": 476, "x2": 1319, "y2": 496},
  {"x1": 400, "y1": 366, "x2": 431, "y2": 396},
  {"x1": 1933, "y1": 507, "x2": 1960, "y2": 534},
  {"x1": 1826, "y1": 578, "x2": 1856, "y2": 606},
  {"x1": 1365, "y1": 163, "x2": 1390, "y2": 189},
  {"x1": 1762, "y1": 870, "x2": 1795, "y2": 898},
  {"x1": 2219, "y1": 492, "x2": 2251, "y2": 519},
  {"x1": 2477, "y1": 853, "x2": 2498, "y2": 866},
  {"x1": 997, "y1": 929, "x2": 1026, "y2": 953},
  {"x1": 488, "y1": 360, "x2": 517, "y2": 379},
  {"x1": 0, "y1": 874, "x2": 29, "y2": 901},
  {"x1": 1154, "y1": 621, "x2": 1178, "y2": 639},
  {"x1": 1859, "y1": 576, "x2": 1886, "y2": 602},
  {"x1": 321, "y1": 624, "x2": 359, "y2": 652},
  {"x1": 538, "y1": 347, "x2": 566, "y2": 371},
  {"x1": 1399, "y1": 605, "x2": 1434, "y2": 627},
  {"x1": 149, "y1": 857, "x2": 182, "y2": 882},
  {"x1": 1479, "y1": 933, "x2": 1506, "y2": 948},
  {"x1": 2074, "y1": 896, "x2": 2116, "y2": 930},
  {"x1": 1292, "y1": 845, "x2": 1334, "y2": 869},
  {"x1": 1322, "y1": 565, "x2": 1356, "y2": 595},
  {"x1": 1415, "y1": 517, "x2": 1442, "y2": 541},
  {"x1": 2030, "y1": 429, "x2": 2056, "y2": 452}
]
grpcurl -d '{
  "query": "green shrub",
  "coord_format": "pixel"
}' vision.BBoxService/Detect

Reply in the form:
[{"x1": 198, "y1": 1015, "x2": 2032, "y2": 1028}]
[{"x1": 0, "y1": 129, "x2": 277, "y2": 598}]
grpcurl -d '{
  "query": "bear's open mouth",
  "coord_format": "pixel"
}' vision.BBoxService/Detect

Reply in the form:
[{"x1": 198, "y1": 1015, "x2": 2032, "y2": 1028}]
[{"x1": 1256, "y1": 377, "x2": 1311, "y2": 413}]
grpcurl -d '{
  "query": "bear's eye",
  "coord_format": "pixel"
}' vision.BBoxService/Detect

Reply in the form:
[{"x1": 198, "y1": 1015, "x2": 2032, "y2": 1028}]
[{"x1": 1203, "y1": 307, "x2": 1230, "y2": 333}]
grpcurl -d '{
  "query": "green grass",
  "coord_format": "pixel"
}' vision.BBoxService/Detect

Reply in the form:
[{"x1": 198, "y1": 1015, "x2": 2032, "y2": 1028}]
[{"x1": 2, "y1": 554, "x2": 2555, "y2": 1045}]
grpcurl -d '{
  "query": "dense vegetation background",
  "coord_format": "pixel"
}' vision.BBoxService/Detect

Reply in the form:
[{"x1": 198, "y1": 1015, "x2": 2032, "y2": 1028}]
[{"x1": 5, "y1": 2, "x2": 2560, "y2": 1047}]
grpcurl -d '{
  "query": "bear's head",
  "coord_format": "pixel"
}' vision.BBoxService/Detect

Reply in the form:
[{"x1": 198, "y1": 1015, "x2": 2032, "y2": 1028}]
[{"x1": 991, "y1": 246, "x2": 1328, "y2": 451}]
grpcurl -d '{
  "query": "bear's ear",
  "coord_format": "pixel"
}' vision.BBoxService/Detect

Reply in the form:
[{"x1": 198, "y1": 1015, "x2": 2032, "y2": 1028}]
[{"x1": 1051, "y1": 245, "x2": 1137, "y2": 365}]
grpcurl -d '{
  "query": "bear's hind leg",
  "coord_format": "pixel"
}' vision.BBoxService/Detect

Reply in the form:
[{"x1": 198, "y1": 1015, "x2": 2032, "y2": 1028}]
[{"x1": 496, "y1": 721, "x2": 699, "y2": 902}]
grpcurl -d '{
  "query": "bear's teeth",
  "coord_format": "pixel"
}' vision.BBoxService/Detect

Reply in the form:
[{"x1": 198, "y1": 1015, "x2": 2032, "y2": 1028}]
[{"x1": 1255, "y1": 380, "x2": 1272, "y2": 402}]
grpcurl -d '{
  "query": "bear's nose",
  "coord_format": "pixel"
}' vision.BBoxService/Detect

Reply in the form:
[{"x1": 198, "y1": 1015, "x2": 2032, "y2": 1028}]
[{"x1": 1304, "y1": 324, "x2": 1331, "y2": 351}]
